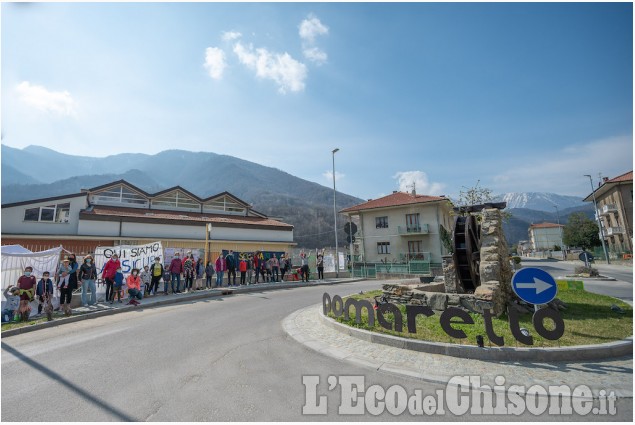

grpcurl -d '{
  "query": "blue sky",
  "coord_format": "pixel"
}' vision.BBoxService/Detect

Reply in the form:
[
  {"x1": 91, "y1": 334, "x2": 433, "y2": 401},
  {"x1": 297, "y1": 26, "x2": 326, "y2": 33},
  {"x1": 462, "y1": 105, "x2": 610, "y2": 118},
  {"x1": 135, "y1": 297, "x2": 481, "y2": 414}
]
[{"x1": 2, "y1": 2, "x2": 632, "y2": 200}]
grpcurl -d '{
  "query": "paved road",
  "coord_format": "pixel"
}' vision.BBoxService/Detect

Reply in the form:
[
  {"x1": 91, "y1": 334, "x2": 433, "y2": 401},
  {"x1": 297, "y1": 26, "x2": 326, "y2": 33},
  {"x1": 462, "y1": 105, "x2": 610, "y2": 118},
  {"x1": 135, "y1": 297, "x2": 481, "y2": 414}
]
[
  {"x1": 2, "y1": 280, "x2": 632, "y2": 421},
  {"x1": 520, "y1": 258, "x2": 633, "y2": 303}
]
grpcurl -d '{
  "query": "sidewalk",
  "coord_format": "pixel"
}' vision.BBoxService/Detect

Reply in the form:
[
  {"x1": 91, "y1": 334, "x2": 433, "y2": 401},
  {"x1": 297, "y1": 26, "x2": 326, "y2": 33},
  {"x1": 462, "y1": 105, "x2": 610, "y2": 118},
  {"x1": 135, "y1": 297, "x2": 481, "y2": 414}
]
[
  {"x1": 1, "y1": 278, "x2": 365, "y2": 337},
  {"x1": 283, "y1": 305, "x2": 633, "y2": 397}
]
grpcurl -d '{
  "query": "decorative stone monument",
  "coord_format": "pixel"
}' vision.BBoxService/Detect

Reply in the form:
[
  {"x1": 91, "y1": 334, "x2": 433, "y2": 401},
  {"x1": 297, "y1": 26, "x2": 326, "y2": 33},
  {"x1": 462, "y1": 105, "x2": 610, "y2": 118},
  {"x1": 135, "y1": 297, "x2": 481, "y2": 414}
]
[{"x1": 383, "y1": 205, "x2": 513, "y2": 317}]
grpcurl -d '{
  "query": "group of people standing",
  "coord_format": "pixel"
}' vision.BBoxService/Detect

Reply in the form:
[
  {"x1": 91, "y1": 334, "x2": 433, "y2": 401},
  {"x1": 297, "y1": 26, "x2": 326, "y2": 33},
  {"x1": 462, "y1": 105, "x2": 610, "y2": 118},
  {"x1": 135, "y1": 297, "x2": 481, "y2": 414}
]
[
  {"x1": 213, "y1": 250, "x2": 293, "y2": 287},
  {"x1": 2, "y1": 248, "x2": 331, "y2": 323},
  {"x1": 4, "y1": 252, "x2": 106, "y2": 322},
  {"x1": 165, "y1": 250, "x2": 295, "y2": 290}
]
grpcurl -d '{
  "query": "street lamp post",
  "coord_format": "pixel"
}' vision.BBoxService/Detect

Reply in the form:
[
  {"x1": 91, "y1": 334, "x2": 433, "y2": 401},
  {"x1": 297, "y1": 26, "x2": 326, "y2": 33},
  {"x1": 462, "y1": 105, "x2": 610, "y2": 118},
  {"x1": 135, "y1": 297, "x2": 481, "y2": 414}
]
[
  {"x1": 584, "y1": 174, "x2": 610, "y2": 264},
  {"x1": 553, "y1": 205, "x2": 564, "y2": 256},
  {"x1": 332, "y1": 148, "x2": 340, "y2": 278}
]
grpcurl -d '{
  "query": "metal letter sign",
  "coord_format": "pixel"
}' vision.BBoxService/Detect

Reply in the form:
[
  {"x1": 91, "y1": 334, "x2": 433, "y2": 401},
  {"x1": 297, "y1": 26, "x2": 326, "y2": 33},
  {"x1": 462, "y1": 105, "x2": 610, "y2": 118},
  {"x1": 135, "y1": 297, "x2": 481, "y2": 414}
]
[{"x1": 511, "y1": 267, "x2": 558, "y2": 305}]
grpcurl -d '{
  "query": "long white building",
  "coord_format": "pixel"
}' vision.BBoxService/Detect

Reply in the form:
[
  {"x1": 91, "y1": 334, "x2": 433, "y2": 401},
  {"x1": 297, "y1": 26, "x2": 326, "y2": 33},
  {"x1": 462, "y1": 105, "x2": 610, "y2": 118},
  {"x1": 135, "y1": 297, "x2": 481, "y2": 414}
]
[{"x1": 1, "y1": 180, "x2": 295, "y2": 259}]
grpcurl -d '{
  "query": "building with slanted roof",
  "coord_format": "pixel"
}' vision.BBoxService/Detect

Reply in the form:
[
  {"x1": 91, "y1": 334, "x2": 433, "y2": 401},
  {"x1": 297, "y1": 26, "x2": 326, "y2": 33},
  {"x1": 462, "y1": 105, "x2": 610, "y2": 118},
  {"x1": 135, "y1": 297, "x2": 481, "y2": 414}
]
[
  {"x1": 528, "y1": 222, "x2": 564, "y2": 252},
  {"x1": 340, "y1": 190, "x2": 453, "y2": 267},
  {"x1": 1, "y1": 180, "x2": 295, "y2": 260},
  {"x1": 583, "y1": 170, "x2": 633, "y2": 255}
]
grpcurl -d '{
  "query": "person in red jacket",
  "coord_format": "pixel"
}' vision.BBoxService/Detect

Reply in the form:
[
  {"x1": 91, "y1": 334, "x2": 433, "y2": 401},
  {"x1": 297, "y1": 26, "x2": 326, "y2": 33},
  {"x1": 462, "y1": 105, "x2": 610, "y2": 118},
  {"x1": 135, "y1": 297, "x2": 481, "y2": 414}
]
[
  {"x1": 169, "y1": 253, "x2": 184, "y2": 294},
  {"x1": 126, "y1": 268, "x2": 143, "y2": 305},
  {"x1": 102, "y1": 253, "x2": 121, "y2": 304},
  {"x1": 239, "y1": 257, "x2": 247, "y2": 285}
]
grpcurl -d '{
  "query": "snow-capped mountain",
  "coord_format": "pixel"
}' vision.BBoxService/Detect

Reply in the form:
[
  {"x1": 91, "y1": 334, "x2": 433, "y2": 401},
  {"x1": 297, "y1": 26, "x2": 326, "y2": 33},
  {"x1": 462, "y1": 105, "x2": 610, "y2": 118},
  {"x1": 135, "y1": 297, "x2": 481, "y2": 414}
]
[{"x1": 493, "y1": 192, "x2": 586, "y2": 212}]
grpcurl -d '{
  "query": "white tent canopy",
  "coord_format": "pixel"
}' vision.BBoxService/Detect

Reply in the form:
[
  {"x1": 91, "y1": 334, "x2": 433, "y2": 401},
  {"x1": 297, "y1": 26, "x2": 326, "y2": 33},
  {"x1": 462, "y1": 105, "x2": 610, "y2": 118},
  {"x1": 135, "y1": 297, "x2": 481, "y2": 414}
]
[{"x1": 2, "y1": 245, "x2": 63, "y2": 310}]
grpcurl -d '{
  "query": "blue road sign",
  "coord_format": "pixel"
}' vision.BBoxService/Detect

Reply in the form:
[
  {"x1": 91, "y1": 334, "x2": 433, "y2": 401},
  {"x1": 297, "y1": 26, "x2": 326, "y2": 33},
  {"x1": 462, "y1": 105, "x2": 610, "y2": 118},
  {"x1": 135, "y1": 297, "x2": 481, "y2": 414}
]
[
  {"x1": 511, "y1": 267, "x2": 558, "y2": 305},
  {"x1": 579, "y1": 252, "x2": 594, "y2": 263}
]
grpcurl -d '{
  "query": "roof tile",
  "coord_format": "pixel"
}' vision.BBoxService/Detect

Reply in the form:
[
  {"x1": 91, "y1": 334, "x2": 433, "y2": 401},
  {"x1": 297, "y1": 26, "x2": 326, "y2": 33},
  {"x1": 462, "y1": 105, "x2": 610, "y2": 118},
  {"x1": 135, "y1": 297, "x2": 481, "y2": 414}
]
[
  {"x1": 81, "y1": 206, "x2": 293, "y2": 228},
  {"x1": 340, "y1": 192, "x2": 447, "y2": 213}
]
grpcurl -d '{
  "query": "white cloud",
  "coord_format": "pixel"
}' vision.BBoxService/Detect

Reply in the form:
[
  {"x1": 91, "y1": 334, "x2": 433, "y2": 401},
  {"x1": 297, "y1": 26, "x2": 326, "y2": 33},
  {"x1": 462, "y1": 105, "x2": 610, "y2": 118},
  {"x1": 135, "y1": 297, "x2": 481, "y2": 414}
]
[
  {"x1": 302, "y1": 46, "x2": 327, "y2": 65},
  {"x1": 233, "y1": 41, "x2": 306, "y2": 93},
  {"x1": 204, "y1": 47, "x2": 227, "y2": 80},
  {"x1": 222, "y1": 31, "x2": 242, "y2": 42},
  {"x1": 299, "y1": 14, "x2": 329, "y2": 43},
  {"x1": 393, "y1": 171, "x2": 446, "y2": 195},
  {"x1": 491, "y1": 135, "x2": 633, "y2": 195},
  {"x1": 323, "y1": 170, "x2": 345, "y2": 182},
  {"x1": 15, "y1": 81, "x2": 77, "y2": 117},
  {"x1": 299, "y1": 14, "x2": 329, "y2": 64}
]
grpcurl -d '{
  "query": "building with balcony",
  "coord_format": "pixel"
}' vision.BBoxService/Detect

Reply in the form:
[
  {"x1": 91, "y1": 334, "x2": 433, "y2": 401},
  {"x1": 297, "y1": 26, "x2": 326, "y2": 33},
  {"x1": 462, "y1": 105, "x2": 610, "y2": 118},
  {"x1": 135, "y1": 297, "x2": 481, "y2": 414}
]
[
  {"x1": 340, "y1": 190, "x2": 453, "y2": 268},
  {"x1": 583, "y1": 170, "x2": 633, "y2": 255},
  {"x1": 528, "y1": 222, "x2": 564, "y2": 251},
  {"x1": 1, "y1": 180, "x2": 295, "y2": 260}
]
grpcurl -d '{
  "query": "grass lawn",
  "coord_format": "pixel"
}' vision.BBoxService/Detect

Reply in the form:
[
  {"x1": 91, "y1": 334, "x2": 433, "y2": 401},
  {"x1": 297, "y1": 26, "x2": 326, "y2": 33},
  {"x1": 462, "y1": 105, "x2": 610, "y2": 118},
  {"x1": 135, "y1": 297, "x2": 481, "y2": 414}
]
[
  {"x1": 1, "y1": 310, "x2": 93, "y2": 332},
  {"x1": 330, "y1": 289, "x2": 633, "y2": 348}
]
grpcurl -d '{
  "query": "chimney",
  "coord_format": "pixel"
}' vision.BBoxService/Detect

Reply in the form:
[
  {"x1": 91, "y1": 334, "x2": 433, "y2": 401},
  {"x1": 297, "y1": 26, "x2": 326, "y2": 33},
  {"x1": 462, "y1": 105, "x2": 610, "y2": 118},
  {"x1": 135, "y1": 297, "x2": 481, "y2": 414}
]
[
  {"x1": 411, "y1": 182, "x2": 416, "y2": 197},
  {"x1": 603, "y1": 177, "x2": 609, "y2": 183},
  {"x1": 392, "y1": 191, "x2": 398, "y2": 194}
]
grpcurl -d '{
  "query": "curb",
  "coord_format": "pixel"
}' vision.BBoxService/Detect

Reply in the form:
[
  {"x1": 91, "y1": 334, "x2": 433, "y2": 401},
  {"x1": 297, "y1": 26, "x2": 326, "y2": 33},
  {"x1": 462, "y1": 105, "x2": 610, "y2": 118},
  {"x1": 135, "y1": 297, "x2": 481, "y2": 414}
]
[
  {"x1": 319, "y1": 309, "x2": 633, "y2": 362},
  {"x1": 282, "y1": 305, "x2": 634, "y2": 398},
  {"x1": 560, "y1": 275, "x2": 618, "y2": 281},
  {"x1": 1, "y1": 278, "x2": 368, "y2": 338}
]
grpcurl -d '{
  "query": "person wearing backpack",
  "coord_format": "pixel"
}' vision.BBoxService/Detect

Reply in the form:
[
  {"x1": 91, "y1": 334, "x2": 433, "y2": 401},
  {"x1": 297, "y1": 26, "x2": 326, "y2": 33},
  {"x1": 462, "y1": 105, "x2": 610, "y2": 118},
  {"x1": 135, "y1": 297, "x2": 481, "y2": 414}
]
[{"x1": 225, "y1": 250, "x2": 237, "y2": 286}]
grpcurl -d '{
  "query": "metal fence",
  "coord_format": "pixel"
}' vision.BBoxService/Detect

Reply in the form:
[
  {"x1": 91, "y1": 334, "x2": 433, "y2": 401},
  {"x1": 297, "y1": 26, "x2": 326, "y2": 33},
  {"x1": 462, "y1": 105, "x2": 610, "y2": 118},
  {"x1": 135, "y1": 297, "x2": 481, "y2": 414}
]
[{"x1": 352, "y1": 260, "x2": 431, "y2": 278}]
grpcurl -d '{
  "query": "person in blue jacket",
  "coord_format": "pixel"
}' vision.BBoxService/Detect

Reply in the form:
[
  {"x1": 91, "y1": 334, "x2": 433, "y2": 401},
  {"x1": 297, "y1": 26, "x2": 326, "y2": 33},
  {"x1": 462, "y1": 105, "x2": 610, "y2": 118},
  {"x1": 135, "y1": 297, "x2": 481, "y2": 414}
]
[{"x1": 36, "y1": 271, "x2": 55, "y2": 320}]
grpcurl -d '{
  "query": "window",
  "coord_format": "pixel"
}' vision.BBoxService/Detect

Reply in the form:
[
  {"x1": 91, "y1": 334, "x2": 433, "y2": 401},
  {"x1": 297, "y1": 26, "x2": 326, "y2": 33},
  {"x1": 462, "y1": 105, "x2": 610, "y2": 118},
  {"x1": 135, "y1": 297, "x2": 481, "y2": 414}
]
[
  {"x1": 23, "y1": 203, "x2": 71, "y2": 223},
  {"x1": 203, "y1": 196, "x2": 246, "y2": 214},
  {"x1": 55, "y1": 203, "x2": 70, "y2": 222},
  {"x1": 39, "y1": 206, "x2": 56, "y2": 222},
  {"x1": 408, "y1": 240, "x2": 422, "y2": 254},
  {"x1": 375, "y1": 216, "x2": 388, "y2": 229},
  {"x1": 377, "y1": 242, "x2": 390, "y2": 254},
  {"x1": 406, "y1": 213, "x2": 421, "y2": 232},
  {"x1": 92, "y1": 185, "x2": 148, "y2": 206},
  {"x1": 153, "y1": 191, "x2": 200, "y2": 210},
  {"x1": 24, "y1": 208, "x2": 40, "y2": 221}
]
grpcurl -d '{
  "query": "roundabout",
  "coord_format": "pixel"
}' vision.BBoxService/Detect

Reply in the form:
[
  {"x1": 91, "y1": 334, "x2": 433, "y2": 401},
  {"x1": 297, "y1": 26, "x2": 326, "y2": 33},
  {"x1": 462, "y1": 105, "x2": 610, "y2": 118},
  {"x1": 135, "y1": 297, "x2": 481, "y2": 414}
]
[{"x1": 283, "y1": 303, "x2": 633, "y2": 397}]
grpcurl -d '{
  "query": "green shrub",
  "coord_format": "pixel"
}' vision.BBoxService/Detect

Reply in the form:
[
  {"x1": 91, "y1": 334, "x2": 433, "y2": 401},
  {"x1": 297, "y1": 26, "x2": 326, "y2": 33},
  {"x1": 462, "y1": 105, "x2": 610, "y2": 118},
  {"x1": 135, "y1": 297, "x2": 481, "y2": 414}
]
[{"x1": 512, "y1": 256, "x2": 521, "y2": 265}]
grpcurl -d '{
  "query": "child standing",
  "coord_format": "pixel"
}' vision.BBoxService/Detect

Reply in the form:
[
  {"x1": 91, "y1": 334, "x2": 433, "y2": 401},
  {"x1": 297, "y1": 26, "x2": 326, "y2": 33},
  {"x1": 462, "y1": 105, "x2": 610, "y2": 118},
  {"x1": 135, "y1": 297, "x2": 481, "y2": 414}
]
[
  {"x1": 140, "y1": 265, "x2": 152, "y2": 296},
  {"x1": 36, "y1": 271, "x2": 55, "y2": 320},
  {"x1": 205, "y1": 260, "x2": 215, "y2": 289},
  {"x1": 112, "y1": 267, "x2": 124, "y2": 304},
  {"x1": 239, "y1": 258, "x2": 247, "y2": 285}
]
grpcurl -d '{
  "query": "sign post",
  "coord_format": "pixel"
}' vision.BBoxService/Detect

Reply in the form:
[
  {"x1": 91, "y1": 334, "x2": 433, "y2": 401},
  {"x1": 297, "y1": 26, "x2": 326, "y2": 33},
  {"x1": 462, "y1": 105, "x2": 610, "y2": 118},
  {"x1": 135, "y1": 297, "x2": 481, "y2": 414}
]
[{"x1": 579, "y1": 251, "x2": 594, "y2": 268}]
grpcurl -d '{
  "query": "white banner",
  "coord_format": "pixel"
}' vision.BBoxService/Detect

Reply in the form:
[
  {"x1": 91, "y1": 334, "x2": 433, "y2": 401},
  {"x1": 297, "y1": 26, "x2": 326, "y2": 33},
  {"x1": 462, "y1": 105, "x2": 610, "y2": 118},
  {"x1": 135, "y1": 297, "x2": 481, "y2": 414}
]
[
  {"x1": 338, "y1": 252, "x2": 346, "y2": 270},
  {"x1": 95, "y1": 241, "x2": 163, "y2": 276},
  {"x1": 323, "y1": 254, "x2": 336, "y2": 273}
]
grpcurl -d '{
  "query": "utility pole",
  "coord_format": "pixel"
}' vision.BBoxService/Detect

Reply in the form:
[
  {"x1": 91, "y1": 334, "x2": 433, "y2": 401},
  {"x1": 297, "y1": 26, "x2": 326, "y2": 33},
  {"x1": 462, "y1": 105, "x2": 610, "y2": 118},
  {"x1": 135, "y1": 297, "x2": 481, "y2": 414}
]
[{"x1": 332, "y1": 148, "x2": 340, "y2": 277}]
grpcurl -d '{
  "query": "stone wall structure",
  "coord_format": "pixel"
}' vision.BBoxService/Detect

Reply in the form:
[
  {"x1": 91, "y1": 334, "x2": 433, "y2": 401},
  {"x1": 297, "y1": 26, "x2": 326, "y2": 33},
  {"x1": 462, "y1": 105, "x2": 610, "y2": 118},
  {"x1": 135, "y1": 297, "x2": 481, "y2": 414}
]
[{"x1": 382, "y1": 208, "x2": 513, "y2": 317}]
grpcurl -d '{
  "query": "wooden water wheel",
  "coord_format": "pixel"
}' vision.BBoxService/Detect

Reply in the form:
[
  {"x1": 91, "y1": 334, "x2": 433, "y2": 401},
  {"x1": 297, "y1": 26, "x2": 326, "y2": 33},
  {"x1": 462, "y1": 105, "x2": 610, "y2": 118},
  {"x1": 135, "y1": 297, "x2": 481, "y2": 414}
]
[{"x1": 452, "y1": 214, "x2": 481, "y2": 292}]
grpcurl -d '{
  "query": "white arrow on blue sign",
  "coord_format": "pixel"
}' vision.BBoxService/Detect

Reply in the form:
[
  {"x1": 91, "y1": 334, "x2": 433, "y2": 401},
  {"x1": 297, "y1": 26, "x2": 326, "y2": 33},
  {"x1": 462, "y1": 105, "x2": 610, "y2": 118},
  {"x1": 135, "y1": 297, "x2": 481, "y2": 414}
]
[{"x1": 511, "y1": 267, "x2": 558, "y2": 305}]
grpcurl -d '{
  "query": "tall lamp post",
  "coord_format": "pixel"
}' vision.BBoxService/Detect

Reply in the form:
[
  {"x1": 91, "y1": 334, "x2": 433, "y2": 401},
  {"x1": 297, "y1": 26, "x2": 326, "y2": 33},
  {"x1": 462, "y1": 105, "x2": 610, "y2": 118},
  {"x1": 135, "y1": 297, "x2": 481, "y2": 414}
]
[
  {"x1": 332, "y1": 148, "x2": 340, "y2": 278},
  {"x1": 553, "y1": 205, "x2": 564, "y2": 254},
  {"x1": 584, "y1": 174, "x2": 610, "y2": 264}
]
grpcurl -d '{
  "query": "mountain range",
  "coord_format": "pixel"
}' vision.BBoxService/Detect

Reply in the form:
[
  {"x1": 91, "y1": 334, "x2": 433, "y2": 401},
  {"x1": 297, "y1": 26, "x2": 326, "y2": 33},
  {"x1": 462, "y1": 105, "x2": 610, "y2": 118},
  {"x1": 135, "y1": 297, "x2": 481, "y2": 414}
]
[{"x1": 1, "y1": 145, "x2": 593, "y2": 247}]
